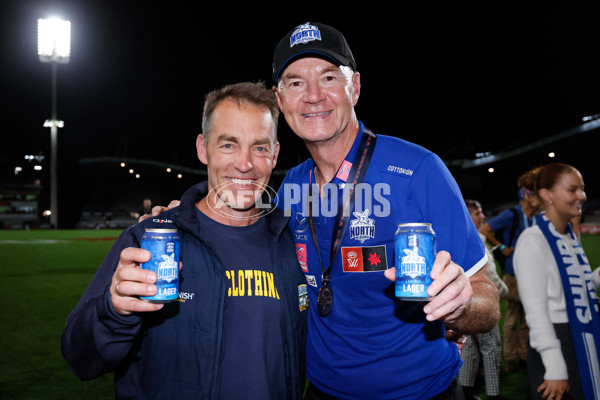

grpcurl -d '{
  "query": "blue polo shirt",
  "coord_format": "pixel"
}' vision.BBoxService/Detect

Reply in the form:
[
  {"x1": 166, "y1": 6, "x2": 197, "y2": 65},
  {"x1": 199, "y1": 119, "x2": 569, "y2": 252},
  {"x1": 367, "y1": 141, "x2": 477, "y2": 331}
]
[{"x1": 277, "y1": 122, "x2": 486, "y2": 399}]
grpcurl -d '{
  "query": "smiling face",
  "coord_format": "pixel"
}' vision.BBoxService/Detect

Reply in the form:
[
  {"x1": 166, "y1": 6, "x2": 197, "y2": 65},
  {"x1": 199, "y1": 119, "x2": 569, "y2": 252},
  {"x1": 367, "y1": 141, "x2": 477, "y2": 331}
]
[
  {"x1": 469, "y1": 205, "x2": 485, "y2": 229},
  {"x1": 197, "y1": 99, "x2": 279, "y2": 223},
  {"x1": 541, "y1": 169, "x2": 586, "y2": 222},
  {"x1": 274, "y1": 57, "x2": 360, "y2": 145}
]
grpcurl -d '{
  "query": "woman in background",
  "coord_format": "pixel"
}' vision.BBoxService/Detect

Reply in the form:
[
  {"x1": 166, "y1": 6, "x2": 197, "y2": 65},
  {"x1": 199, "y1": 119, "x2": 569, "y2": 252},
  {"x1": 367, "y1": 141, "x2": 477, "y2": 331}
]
[{"x1": 514, "y1": 163, "x2": 600, "y2": 400}]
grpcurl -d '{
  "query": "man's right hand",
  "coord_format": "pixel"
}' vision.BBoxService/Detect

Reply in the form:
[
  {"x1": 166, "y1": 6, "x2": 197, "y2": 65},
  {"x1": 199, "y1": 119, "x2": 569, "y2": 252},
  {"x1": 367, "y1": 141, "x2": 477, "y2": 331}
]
[
  {"x1": 138, "y1": 200, "x2": 181, "y2": 222},
  {"x1": 110, "y1": 247, "x2": 164, "y2": 315}
]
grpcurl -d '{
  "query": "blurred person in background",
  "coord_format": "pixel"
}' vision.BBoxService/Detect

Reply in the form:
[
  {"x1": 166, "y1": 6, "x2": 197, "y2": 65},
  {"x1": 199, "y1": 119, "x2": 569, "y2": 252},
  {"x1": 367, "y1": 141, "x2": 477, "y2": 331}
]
[
  {"x1": 130, "y1": 197, "x2": 153, "y2": 220},
  {"x1": 514, "y1": 162, "x2": 600, "y2": 400},
  {"x1": 481, "y1": 167, "x2": 542, "y2": 373},
  {"x1": 460, "y1": 199, "x2": 509, "y2": 400}
]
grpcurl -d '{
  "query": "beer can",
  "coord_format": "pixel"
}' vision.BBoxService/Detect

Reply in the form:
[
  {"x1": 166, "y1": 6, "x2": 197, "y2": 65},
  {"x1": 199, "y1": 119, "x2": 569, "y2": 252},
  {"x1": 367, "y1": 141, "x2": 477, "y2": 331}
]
[
  {"x1": 394, "y1": 223, "x2": 436, "y2": 301},
  {"x1": 140, "y1": 228, "x2": 180, "y2": 302}
]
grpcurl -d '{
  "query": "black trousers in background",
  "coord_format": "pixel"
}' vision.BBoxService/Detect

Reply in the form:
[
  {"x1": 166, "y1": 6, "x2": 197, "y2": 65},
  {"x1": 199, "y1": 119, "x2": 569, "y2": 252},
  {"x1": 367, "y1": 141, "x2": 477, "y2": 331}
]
[
  {"x1": 526, "y1": 322, "x2": 584, "y2": 400},
  {"x1": 304, "y1": 379, "x2": 465, "y2": 400}
]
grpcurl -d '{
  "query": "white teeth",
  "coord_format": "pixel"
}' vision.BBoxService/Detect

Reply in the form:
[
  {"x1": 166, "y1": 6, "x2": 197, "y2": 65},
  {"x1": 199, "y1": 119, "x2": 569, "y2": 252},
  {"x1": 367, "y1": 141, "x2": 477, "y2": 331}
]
[
  {"x1": 304, "y1": 111, "x2": 330, "y2": 117},
  {"x1": 229, "y1": 178, "x2": 253, "y2": 185}
]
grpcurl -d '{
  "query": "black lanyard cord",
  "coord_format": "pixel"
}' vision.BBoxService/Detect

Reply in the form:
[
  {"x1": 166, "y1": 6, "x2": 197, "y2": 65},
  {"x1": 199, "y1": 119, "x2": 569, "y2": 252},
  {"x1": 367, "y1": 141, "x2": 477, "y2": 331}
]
[{"x1": 308, "y1": 129, "x2": 377, "y2": 316}]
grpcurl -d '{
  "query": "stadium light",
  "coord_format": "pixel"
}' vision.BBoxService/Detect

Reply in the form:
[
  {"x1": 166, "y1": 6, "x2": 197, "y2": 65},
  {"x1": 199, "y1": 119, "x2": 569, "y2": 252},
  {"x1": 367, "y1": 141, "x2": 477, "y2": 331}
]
[
  {"x1": 37, "y1": 18, "x2": 71, "y2": 63},
  {"x1": 38, "y1": 17, "x2": 71, "y2": 228}
]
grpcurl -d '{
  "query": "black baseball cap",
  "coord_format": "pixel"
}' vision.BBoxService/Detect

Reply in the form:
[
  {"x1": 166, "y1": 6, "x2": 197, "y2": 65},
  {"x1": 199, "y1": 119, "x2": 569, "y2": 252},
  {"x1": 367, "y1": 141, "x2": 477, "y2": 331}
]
[{"x1": 272, "y1": 22, "x2": 356, "y2": 83}]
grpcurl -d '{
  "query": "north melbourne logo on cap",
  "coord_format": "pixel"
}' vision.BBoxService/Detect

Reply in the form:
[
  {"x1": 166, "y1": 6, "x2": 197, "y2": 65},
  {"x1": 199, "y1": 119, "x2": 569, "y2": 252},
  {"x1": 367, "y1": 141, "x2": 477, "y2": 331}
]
[{"x1": 290, "y1": 23, "x2": 321, "y2": 47}]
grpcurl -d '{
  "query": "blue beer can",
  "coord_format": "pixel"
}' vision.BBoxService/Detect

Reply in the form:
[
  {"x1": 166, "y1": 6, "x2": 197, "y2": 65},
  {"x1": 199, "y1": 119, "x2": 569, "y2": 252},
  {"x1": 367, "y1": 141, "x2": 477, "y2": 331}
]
[
  {"x1": 394, "y1": 223, "x2": 436, "y2": 301},
  {"x1": 140, "y1": 228, "x2": 180, "y2": 302}
]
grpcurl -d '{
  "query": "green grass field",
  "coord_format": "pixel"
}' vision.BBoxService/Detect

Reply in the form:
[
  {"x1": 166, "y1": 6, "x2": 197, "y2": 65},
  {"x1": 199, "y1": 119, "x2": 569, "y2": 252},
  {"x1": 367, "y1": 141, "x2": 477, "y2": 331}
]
[
  {"x1": 0, "y1": 229, "x2": 598, "y2": 399},
  {"x1": 0, "y1": 230, "x2": 121, "y2": 400}
]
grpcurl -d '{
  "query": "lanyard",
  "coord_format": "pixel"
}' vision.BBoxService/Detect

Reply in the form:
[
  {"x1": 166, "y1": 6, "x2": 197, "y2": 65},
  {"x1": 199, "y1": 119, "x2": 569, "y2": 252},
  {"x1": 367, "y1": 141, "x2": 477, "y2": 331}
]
[{"x1": 308, "y1": 129, "x2": 377, "y2": 316}]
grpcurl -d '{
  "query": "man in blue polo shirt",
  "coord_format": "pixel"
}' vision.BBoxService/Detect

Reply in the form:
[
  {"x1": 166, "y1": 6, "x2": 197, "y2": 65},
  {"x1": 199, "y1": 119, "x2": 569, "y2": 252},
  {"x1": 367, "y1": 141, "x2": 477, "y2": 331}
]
[{"x1": 272, "y1": 22, "x2": 500, "y2": 399}]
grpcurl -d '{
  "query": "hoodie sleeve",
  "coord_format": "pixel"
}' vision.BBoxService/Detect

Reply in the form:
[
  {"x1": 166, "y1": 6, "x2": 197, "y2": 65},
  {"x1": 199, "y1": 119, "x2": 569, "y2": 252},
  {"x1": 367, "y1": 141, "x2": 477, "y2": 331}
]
[{"x1": 61, "y1": 229, "x2": 144, "y2": 380}]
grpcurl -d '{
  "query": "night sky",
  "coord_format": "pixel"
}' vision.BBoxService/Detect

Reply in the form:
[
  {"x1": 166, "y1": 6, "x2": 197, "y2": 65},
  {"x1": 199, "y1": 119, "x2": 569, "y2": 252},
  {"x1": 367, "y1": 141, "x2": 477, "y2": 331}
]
[{"x1": 1, "y1": 1, "x2": 599, "y2": 227}]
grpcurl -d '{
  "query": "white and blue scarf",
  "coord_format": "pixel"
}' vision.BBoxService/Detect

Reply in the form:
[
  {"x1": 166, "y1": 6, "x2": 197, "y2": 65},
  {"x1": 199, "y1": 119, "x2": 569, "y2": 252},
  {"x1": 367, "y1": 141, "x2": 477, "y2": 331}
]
[{"x1": 537, "y1": 212, "x2": 600, "y2": 399}]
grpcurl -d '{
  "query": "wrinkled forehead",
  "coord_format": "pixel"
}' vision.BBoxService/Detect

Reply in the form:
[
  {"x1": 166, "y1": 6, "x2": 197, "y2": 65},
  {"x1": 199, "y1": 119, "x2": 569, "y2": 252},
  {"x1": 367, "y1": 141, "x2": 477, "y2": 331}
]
[
  {"x1": 210, "y1": 101, "x2": 277, "y2": 144},
  {"x1": 281, "y1": 56, "x2": 340, "y2": 76},
  {"x1": 277, "y1": 58, "x2": 354, "y2": 88}
]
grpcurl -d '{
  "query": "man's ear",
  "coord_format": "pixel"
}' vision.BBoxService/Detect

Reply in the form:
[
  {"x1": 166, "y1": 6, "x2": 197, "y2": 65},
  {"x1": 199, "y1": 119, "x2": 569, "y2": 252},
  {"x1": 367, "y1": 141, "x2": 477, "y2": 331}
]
[
  {"x1": 273, "y1": 86, "x2": 284, "y2": 111},
  {"x1": 351, "y1": 72, "x2": 361, "y2": 106},
  {"x1": 196, "y1": 134, "x2": 208, "y2": 165},
  {"x1": 271, "y1": 142, "x2": 280, "y2": 169}
]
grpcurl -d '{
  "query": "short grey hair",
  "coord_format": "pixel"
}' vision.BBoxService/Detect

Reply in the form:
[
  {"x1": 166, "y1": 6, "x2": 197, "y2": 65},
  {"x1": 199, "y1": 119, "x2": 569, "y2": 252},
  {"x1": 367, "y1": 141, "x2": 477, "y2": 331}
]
[{"x1": 202, "y1": 81, "x2": 279, "y2": 145}]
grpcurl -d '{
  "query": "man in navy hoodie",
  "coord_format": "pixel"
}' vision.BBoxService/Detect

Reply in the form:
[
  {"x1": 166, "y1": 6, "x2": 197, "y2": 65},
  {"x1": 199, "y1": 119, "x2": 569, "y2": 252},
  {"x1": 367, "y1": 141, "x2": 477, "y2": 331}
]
[{"x1": 61, "y1": 82, "x2": 308, "y2": 400}]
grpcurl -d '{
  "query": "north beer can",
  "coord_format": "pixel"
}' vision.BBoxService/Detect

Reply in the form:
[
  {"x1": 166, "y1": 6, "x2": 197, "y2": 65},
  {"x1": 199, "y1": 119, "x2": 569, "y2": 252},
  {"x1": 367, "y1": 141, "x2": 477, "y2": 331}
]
[
  {"x1": 140, "y1": 228, "x2": 180, "y2": 302},
  {"x1": 395, "y1": 223, "x2": 436, "y2": 301}
]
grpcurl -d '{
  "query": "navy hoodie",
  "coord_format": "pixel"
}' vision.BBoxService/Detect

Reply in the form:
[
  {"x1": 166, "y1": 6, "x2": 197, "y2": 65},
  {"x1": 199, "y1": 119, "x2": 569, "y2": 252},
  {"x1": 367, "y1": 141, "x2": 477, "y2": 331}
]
[{"x1": 61, "y1": 182, "x2": 307, "y2": 399}]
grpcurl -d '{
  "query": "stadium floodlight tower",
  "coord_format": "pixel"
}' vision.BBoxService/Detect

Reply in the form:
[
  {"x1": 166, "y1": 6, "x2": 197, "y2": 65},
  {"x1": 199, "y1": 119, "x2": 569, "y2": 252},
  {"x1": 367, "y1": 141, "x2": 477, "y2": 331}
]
[{"x1": 37, "y1": 17, "x2": 70, "y2": 228}]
